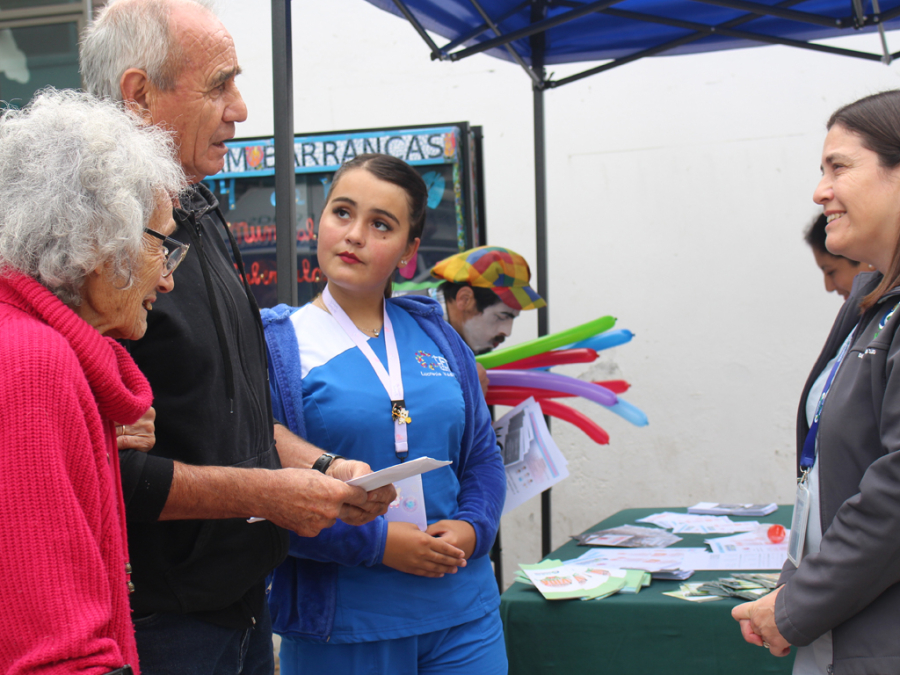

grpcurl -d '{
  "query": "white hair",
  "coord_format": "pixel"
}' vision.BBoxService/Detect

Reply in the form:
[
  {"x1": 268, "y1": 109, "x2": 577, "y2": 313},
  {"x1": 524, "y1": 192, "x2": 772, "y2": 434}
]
[
  {"x1": 80, "y1": 0, "x2": 216, "y2": 101},
  {"x1": 0, "y1": 88, "x2": 187, "y2": 305}
]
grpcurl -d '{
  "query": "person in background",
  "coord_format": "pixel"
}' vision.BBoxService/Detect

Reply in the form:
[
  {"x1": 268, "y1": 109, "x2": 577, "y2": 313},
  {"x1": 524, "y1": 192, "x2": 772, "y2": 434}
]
[
  {"x1": 0, "y1": 89, "x2": 186, "y2": 674},
  {"x1": 80, "y1": 2, "x2": 393, "y2": 673},
  {"x1": 804, "y1": 213, "x2": 871, "y2": 300},
  {"x1": 262, "y1": 154, "x2": 507, "y2": 674},
  {"x1": 429, "y1": 246, "x2": 545, "y2": 394},
  {"x1": 732, "y1": 89, "x2": 900, "y2": 674},
  {"x1": 431, "y1": 246, "x2": 545, "y2": 354}
]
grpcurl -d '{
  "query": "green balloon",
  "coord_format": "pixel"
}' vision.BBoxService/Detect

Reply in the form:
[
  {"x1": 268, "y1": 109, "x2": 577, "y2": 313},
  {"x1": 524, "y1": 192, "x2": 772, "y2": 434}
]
[{"x1": 476, "y1": 315, "x2": 617, "y2": 370}]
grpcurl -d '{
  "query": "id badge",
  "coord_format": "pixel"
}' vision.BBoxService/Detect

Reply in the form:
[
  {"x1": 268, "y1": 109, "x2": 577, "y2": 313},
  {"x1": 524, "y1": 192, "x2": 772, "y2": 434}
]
[
  {"x1": 384, "y1": 474, "x2": 427, "y2": 531},
  {"x1": 787, "y1": 476, "x2": 811, "y2": 567}
]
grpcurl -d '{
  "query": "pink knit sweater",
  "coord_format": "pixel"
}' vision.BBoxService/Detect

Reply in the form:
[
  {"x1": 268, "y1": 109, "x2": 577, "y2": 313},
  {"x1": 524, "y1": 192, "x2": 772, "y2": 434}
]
[{"x1": 0, "y1": 271, "x2": 152, "y2": 674}]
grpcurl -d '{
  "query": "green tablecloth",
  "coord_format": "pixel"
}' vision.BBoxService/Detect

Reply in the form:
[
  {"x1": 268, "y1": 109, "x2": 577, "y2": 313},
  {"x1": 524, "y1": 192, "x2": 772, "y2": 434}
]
[{"x1": 500, "y1": 506, "x2": 795, "y2": 675}]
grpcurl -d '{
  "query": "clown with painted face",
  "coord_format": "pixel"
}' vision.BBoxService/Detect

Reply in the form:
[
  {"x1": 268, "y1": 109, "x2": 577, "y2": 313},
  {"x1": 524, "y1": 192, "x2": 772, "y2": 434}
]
[
  {"x1": 431, "y1": 246, "x2": 545, "y2": 354},
  {"x1": 428, "y1": 247, "x2": 545, "y2": 394}
]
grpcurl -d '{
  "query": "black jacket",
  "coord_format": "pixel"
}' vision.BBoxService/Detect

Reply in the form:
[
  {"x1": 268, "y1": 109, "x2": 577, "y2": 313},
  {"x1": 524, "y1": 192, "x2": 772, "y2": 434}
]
[
  {"x1": 778, "y1": 271, "x2": 900, "y2": 674},
  {"x1": 121, "y1": 184, "x2": 288, "y2": 628}
]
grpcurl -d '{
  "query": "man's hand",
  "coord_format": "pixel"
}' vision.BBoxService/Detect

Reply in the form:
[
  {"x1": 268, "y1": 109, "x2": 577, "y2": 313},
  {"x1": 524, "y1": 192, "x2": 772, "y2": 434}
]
[
  {"x1": 260, "y1": 468, "x2": 370, "y2": 537},
  {"x1": 383, "y1": 522, "x2": 467, "y2": 577},
  {"x1": 161, "y1": 463, "x2": 368, "y2": 538},
  {"x1": 476, "y1": 362, "x2": 490, "y2": 397},
  {"x1": 731, "y1": 587, "x2": 791, "y2": 657},
  {"x1": 323, "y1": 458, "x2": 397, "y2": 526},
  {"x1": 425, "y1": 519, "x2": 476, "y2": 559},
  {"x1": 116, "y1": 407, "x2": 156, "y2": 451}
]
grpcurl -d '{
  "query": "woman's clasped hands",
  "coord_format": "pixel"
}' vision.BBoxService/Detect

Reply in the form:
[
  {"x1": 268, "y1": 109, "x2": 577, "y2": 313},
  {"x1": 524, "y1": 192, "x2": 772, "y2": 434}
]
[
  {"x1": 383, "y1": 520, "x2": 476, "y2": 578},
  {"x1": 731, "y1": 586, "x2": 792, "y2": 657}
]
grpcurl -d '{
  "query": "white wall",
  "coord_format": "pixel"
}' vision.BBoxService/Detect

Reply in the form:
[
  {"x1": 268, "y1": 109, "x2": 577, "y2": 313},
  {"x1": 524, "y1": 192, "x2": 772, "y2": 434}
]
[{"x1": 217, "y1": 0, "x2": 900, "y2": 587}]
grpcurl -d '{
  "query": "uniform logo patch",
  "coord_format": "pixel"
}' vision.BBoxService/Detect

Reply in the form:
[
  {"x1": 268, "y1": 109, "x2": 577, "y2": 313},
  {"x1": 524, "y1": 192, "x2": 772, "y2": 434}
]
[
  {"x1": 415, "y1": 350, "x2": 450, "y2": 372},
  {"x1": 874, "y1": 301, "x2": 900, "y2": 339}
]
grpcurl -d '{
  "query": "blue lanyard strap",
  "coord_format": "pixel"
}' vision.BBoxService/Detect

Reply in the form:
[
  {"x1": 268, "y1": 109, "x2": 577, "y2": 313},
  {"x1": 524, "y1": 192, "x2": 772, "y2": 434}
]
[{"x1": 800, "y1": 323, "x2": 858, "y2": 469}]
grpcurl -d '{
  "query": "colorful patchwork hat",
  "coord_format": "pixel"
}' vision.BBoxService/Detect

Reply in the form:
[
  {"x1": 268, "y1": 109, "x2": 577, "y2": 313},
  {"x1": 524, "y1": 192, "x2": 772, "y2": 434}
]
[{"x1": 430, "y1": 246, "x2": 546, "y2": 311}]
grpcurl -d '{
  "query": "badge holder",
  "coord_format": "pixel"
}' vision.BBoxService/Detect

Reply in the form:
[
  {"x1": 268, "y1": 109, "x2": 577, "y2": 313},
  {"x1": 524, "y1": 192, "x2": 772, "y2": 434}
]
[
  {"x1": 384, "y1": 474, "x2": 427, "y2": 531},
  {"x1": 787, "y1": 470, "x2": 811, "y2": 567}
]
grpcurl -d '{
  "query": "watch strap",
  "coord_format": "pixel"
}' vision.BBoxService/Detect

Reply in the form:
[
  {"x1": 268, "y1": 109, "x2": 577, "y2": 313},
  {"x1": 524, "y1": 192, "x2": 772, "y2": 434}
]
[{"x1": 312, "y1": 452, "x2": 343, "y2": 474}]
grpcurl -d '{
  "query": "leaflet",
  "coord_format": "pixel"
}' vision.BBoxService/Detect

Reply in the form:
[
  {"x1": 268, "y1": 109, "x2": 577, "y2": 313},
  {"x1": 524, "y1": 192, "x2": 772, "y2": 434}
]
[
  {"x1": 248, "y1": 457, "x2": 450, "y2": 524},
  {"x1": 519, "y1": 561, "x2": 628, "y2": 601},
  {"x1": 572, "y1": 547, "x2": 707, "y2": 573},
  {"x1": 345, "y1": 457, "x2": 452, "y2": 491},
  {"x1": 705, "y1": 528, "x2": 790, "y2": 555},
  {"x1": 680, "y1": 549, "x2": 787, "y2": 571},
  {"x1": 494, "y1": 398, "x2": 569, "y2": 514}
]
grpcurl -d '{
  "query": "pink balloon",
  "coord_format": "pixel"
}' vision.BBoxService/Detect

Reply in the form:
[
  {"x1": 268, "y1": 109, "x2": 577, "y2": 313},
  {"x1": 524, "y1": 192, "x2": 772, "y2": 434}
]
[{"x1": 486, "y1": 369, "x2": 617, "y2": 407}]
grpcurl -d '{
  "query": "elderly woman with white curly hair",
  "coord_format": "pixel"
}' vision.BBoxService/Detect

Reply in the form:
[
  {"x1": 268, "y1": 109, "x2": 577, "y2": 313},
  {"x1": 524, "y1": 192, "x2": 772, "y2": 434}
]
[{"x1": 0, "y1": 88, "x2": 186, "y2": 675}]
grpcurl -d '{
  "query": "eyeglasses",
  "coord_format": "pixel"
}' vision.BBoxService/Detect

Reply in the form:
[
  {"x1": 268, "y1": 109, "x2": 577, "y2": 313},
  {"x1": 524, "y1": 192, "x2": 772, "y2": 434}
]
[{"x1": 143, "y1": 227, "x2": 190, "y2": 278}]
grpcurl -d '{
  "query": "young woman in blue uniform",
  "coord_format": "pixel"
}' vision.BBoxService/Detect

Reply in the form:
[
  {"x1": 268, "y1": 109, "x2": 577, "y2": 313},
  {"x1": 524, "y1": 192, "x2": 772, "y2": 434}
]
[{"x1": 261, "y1": 153, "x2": 508, "y2": 674}]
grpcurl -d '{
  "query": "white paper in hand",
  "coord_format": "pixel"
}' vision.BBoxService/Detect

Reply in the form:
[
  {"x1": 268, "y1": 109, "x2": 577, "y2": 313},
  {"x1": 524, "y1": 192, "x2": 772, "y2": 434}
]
[{"x1": 345, "y1": 456, "x2": 452, "y2": 491}]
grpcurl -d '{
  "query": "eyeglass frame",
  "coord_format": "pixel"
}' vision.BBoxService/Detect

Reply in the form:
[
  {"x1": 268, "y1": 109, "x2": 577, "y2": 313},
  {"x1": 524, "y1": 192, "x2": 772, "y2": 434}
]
[{"x1": 143, "y1": 227, "x2": 190, "y2": 277}]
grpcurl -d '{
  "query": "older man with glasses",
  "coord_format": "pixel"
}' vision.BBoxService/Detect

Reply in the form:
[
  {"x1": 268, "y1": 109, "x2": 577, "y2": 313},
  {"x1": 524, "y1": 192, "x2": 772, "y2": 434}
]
[{"x1": 80, "y1": 1, "x2": 394, "y2": 673}]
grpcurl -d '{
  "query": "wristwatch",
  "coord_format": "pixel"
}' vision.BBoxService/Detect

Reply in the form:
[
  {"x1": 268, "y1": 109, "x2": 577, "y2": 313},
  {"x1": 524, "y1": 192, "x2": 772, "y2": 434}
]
[{"x1": 312, "y1": 452, "x2": 343, "y2": 474}]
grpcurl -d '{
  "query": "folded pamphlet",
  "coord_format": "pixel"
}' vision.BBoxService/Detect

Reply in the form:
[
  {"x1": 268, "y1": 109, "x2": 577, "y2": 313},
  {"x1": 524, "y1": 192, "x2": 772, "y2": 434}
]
[{"x1": 687, "y1": 502, "x2": 778, "y2": 517}]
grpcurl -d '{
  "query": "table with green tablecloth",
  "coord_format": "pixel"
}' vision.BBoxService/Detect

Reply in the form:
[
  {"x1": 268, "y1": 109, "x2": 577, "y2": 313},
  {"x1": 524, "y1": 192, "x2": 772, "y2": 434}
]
[{"x1": 500, "y1": 506, "x2": 794, "y2": 675}]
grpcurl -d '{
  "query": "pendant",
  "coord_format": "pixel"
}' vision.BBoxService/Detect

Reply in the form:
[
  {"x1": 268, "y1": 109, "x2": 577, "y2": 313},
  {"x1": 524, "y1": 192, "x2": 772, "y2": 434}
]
[
  {"x1": 392, "y1": 401, "x2": 411, "y2": 425},
  {"x1": 372, "y1": 327, "x2": 380, "y2": 337}
]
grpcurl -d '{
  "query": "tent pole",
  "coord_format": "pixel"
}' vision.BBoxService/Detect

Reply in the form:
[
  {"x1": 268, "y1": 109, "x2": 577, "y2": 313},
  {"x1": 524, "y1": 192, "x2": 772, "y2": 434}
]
[
  {"x1": 273, "y1": 0, "x2": 298, "y2": 306},
  {"x1": 531, "y1": 0, "x2": 552, "y2": 559}
]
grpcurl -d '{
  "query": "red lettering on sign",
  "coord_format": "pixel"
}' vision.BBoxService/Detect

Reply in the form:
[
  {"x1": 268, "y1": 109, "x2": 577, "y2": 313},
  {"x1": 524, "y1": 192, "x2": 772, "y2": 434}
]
[
  {"x1": 296, "y1": 217, "x2": 316, "y2": 242},
  {"x1": 238, "y1": 259, "x2": 321, "y2": 286}
]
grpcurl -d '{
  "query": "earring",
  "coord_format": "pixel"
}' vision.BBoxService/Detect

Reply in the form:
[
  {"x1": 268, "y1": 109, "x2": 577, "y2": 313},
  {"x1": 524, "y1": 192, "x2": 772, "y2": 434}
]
[{"x1": 400, "y1": 260, "x2": 407, "y2": 266}]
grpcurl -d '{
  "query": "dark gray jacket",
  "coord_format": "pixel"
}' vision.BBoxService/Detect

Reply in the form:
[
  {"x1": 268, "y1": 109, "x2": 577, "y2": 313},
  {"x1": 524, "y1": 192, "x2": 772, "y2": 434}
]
[{"x1": 777, "y1": 271, "x2": 900, "y2": 674}]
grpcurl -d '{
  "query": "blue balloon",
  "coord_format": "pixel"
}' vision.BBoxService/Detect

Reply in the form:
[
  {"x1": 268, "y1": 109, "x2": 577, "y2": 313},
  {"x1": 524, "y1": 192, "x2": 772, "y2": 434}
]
[
  {"x1": 605, "y1": 398, "x2": 648, "y2": 427},
  {"x1": 569, "y1": 329, "x2": 634, "y2": 352},
  {"x1": 421, "y1": 171, "x2": 446, "y2": 209}
]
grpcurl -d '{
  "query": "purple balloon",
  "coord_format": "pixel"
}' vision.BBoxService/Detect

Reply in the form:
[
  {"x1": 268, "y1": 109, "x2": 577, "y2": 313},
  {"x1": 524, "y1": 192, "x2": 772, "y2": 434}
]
[{"x1": 486, "y1": 369, "x2": 618, "y2": 407}]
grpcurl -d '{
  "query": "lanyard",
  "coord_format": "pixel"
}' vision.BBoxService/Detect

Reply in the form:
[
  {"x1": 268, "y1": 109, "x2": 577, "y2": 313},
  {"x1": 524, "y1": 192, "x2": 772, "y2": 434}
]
[
  {"x1": 321, "y1": 286, "x2": 410, "y2": 460},
  {"x1": 800, "y1": 323, "x2": 858, "y2": 470}
]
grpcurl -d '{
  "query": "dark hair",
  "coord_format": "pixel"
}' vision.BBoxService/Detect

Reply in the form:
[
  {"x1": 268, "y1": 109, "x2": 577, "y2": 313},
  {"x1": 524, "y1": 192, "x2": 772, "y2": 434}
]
[
  {"x1": 827, "y1": 91, "x2": 900, "y2": 310},
  {"x1": 327, "y1": 153, "x2": 427, "y2": 298},
  {"x1": 803, "y1": 213, "x2": 859, "y2": 266},
  {"x1": 441, "y1": 281, "x2": 503, "y2": 312}
]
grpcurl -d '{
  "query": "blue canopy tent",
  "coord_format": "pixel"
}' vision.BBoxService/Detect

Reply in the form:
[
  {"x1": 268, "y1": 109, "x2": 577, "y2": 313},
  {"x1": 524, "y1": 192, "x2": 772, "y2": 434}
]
[
  {"x1": 355, "y1": 0, "x2": 900, "y2": 335},
  {"x1": 267, "y1": 0, "x2": 900, "y2": 571}
]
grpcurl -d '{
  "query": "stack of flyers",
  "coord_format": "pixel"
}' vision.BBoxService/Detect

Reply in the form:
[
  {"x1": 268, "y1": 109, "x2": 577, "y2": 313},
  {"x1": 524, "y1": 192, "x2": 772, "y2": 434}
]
[
  {"x1": 618, "y1": 569, "x2": 653, "y2": 594},
  {"x1": 518, "y1": 560, "x2": 629, "y2": 600},
  {"x1": 652, "y1": 569, "x2": 695, "y2": 581},
  {"x1": 515, "y1": 560, "x2": 651, "y2": 600},
  {"x1": 664, "y1": 573, "x2": 779, "y2": 602},
  {"x1": 574, "y1": 525, "x2": 682, "y2": 548},
  {"x1": 572, "y1": 546, "x2": 703, "y2": 578},
  {"x1": 688, "y1": 502, "x2": 778, "y2": 517},
  {"x1": 705, "y1": 527, "x2": 790, "y2": 555},
  {"x1": 662, "y1": 582, "x2": 723, "y2": 603},
  {"x1": 637, "y1": 511, "x2": 759, "y2": 534}
]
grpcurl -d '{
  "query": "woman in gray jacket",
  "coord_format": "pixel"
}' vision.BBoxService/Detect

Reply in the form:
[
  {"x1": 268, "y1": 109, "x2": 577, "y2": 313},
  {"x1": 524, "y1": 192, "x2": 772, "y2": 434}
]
[{"x1": 733, "y1": 90, "x2": 900, "y2": 675}]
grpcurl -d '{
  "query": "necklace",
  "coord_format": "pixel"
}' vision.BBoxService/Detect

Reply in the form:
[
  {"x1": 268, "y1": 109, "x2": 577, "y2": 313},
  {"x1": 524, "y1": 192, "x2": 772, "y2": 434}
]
[{"x1": 315, "y1": 295, "x2": 381, "y2": 338}]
